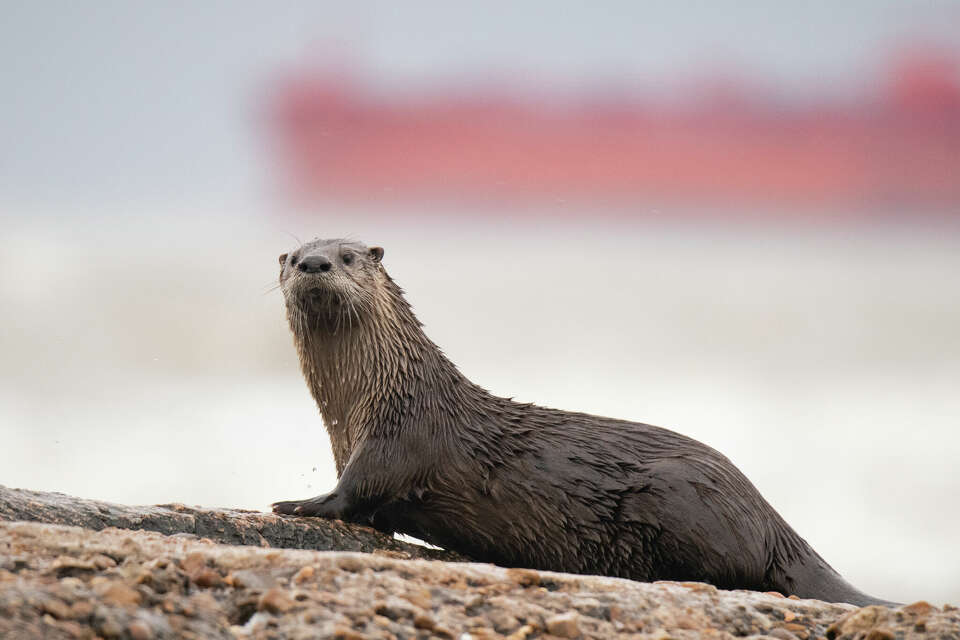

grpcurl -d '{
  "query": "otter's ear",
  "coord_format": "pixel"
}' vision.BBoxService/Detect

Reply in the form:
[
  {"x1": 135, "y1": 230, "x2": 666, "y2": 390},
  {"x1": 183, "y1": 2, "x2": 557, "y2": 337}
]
[
  {"x1": 368, "y1": 246, "x2": 384, "y2": 262},
  {"x1": 278, "y1": 253, "x2": 288, "y2": 266}
]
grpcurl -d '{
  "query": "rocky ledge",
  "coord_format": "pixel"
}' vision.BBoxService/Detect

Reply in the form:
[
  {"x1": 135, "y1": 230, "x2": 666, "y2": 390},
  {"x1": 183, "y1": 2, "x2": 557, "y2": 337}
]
[{"x1": 0, "y1": 486, "x2": 956, "y2": 640}]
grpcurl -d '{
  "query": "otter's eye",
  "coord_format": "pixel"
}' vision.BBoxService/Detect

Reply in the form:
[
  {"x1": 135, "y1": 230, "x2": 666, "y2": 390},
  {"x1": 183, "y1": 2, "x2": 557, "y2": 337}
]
[
  {"x1": 290, "y1": 255, "x2": 299, "y2": 266},
  {"x1": 342, "y1": 253, "x2": 354, "y2": 265}
]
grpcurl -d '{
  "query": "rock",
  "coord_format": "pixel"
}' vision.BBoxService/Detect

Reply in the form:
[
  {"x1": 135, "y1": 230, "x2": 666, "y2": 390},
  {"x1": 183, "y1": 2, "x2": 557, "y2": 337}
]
[
  {"x1": 0, "y1": 484, "x2": 463, "y2": 562},
  {"x1": 825, "y1": 601, "x2": 959, "y2": 639},
  {"x1": 1, "y1": 486, "x2": 957, "y2": 640}
]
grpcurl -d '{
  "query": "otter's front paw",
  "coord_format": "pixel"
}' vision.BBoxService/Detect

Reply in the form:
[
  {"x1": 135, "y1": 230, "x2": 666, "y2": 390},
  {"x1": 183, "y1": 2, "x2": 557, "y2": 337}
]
[{"x1": 272, "y1": 492, "x2": 346, "y2": 518}]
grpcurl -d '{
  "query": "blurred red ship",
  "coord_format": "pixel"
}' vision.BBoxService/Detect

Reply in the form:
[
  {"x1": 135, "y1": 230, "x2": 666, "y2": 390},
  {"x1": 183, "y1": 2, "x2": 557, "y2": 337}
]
[{"x1": 269, "y1": 48, "x2": 960, "y2": 214}]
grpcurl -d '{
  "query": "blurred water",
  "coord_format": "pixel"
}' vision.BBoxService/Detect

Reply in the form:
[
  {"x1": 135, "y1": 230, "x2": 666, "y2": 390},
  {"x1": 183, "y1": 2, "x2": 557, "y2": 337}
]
[{"x1": 1, "y1": 206, "x2": 958, "y2": 604}]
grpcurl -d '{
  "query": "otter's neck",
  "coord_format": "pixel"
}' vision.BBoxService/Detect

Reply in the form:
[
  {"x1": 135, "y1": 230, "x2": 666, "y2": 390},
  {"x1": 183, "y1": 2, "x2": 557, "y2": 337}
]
[{"x1": 292, "y1": 278, "x2": 483, "y2": 474}]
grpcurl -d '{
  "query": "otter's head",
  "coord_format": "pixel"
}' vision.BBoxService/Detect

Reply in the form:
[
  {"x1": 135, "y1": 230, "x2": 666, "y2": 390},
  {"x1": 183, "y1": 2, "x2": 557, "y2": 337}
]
[{"x1": 278, "y1": 238, "x2": 385, "y2": 332}]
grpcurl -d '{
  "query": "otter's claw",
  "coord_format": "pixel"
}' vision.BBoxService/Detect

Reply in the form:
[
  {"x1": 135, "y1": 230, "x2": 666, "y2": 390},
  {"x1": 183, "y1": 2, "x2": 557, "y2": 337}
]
[
  {"x1": 271, "y1": 499, "x2": 308, "y2": 515},
  {"x1": 271, "y1": 492, "x2": 344, "y2": 518}
]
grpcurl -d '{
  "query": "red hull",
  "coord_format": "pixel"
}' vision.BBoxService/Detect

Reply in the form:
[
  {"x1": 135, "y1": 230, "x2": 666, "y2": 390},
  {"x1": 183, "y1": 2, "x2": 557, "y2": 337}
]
[{"x1": 269, "y1": 53, "x2": 960, "y2": 214}]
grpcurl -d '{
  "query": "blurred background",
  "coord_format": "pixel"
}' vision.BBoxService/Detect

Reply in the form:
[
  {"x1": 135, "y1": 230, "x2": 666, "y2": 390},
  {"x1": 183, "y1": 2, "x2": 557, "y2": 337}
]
[{"x1": 2, "y1": 1, "x2": 959, "y2": 604}]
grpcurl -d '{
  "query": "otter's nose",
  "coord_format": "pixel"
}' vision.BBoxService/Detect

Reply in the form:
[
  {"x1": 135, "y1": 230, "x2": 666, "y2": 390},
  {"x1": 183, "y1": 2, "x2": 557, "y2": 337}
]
[{"x1": 298, "y1": 256, "x2": 332, "y2": 273}]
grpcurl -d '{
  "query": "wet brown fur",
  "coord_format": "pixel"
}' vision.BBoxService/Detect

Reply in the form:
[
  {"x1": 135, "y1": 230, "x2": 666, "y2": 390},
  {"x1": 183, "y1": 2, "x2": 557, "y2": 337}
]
[{"x1": 272, "y1": 238, "x2": 893, "y2": 607}]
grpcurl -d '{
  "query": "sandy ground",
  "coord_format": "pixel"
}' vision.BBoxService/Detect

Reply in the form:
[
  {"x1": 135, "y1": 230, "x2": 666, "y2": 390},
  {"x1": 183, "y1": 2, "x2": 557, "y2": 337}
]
[{"x1": 1, "y1": 205, "x2": 958, "y2": 604}]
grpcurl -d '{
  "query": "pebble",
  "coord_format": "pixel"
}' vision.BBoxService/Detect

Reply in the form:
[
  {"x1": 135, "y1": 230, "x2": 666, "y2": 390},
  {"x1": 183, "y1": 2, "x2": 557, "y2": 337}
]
[
  {"x1": 180, "y1": 552, "x2": 207, "y2": 575},
  {"x1": 505, "y1": 624, "x2": 537, "y2": 640},
  {"x1": 402, "y1": 586, "x2": 432, "y2": 609},
  {"x1": 98, "y1": 582, "x2": 142, "y2": 607},
  {"x1": 372, "y1": 614, "x2": 394, "y2": 628},
  {"x1": 41, "y1": 598, "x2": 71, "y2": 620},
  {"x1": 192, "y1": 568, "x2": 224, "y2": 588},
  {"x1": 293, "y1": 565, "x2": 315, "y2": 584},
  {"x1": 188, "y1": 591, "x2": 220, "y2": 615},
  {"x1": 330, "y1": 625, "x2": 366, "y2": 640},
  {"x1": 97, "y1": 616, "x2": 125, "y2": 638},
  {"x1": 546, "y1": 611, "x2": 580, "y2": 638},
  {"x1": 336, "y1": 556, "x2": 366, "y2": 572},
  {"x1": 70, "y1": 600, "x2": 94, "y2": 619},
  {"x1": 488, "y1": 608, "x2": 520, "y2": 633},
  {"x1": 226, "y1": 569, "x2": 276, "y2": 590},
  {"x1": 679, "y1": 581, "x2": 717, "y2": 594},
  {"x1": 374, "y1": 598, "x2": 417, "y2": 621},
  {"x1": 258, "y1": 587, "x2": 295, "y2": 614},
  {"x1": 128, "y1": 620, "x2": 153, "y2": 640},
  {"x1": 413, "y1": 613, "x2": 436, "y2": 630},
  {"x1": 782, "y1": 621, "x2": 809, "y2": 639},
  {"x1": 505, "y1": 569, "x2": 540, "y2": 587},
  {"x1": 92, "y1": 554, "x2": 117, "y2": 570},
  {"x1": 902, "y1": 600, "x2": 933, "y2": 616},
  {"x1": 48, "y1": 556, "x2": 97, "y2": 578},
  {"x1": 57, "y1": 620, "x2": 87, "y2": 639}
]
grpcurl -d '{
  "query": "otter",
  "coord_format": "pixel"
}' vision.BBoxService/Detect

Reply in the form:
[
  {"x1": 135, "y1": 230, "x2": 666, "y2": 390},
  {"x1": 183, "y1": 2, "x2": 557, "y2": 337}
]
[{"x1": 272, "y1": 237, "x2": 893, "y2": 607}]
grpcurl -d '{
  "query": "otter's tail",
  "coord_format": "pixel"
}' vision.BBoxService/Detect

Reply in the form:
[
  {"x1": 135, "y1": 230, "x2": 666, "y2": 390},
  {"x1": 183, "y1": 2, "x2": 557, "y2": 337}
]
[
  {"x1": 771, "y1": 531, "x2": 898, "y2": 607},
  {"x1": 791, "y1": 568, "x2": 898, "y2": 607}
]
